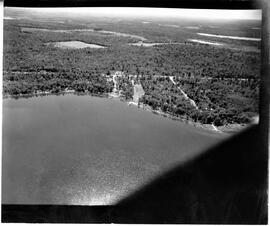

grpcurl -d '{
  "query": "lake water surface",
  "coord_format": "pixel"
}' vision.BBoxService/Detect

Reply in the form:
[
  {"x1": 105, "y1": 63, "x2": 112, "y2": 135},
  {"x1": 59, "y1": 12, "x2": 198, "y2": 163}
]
[
  {"x1": 197, "y1": 33, "x2": 261, "y2": 41},
  {"x1": 3, "y1": 94, "x2": 226, "y2": 205}
]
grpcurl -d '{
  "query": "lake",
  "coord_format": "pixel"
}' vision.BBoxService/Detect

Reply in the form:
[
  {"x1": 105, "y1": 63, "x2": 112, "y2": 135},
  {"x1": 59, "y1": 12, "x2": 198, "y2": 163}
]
[
  {"x1": 128, "y1": 42, "x2": 184, "y2": 47},
  {"x1": 197, "y1": 33, "x2": 261, "y2": 41},
  {"x1": 2, "y1": 94, "x2": 226, "y2": 205},
  {"x1": 188, "y1": 39, "x2": 224, "y2": 46}
]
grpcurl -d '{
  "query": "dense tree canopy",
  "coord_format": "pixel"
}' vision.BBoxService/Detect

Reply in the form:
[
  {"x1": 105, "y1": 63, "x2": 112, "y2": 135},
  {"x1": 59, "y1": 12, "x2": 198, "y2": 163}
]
[{"x1": 3, "y1": 19, "x2": 260, "y2": 126}]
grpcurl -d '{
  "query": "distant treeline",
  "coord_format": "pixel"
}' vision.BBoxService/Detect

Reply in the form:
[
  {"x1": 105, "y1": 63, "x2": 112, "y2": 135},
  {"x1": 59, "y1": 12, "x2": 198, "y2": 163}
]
[{"x1": 4, "y1": 21, "x2": 260, "y2": 79}]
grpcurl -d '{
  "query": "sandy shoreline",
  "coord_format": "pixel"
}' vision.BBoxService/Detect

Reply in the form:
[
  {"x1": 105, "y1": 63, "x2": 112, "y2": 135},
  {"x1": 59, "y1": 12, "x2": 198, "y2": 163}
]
[{"x1": 124, "y1": 99, "x2": 245, "y2": 134}]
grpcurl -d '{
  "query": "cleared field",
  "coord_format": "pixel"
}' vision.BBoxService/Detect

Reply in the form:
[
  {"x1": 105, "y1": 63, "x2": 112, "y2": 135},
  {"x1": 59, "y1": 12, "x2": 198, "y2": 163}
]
[
  {"x1": 49, "y1": 41, "x2": 106, "y2": 49},
  {"x1": 133, "y1": 84, "x2": 145, "y2": 103}
]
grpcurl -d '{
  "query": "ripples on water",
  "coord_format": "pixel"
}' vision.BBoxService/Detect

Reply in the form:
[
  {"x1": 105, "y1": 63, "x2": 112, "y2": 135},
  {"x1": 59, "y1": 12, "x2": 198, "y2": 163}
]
[{"x1": 2, "y1": 95, "x2": 226, "y2": 205}]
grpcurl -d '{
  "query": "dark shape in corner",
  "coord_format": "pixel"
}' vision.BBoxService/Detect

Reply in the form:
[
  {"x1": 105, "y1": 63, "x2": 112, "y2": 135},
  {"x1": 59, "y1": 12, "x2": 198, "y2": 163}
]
[{"x1": 111, "y1": 124, "x2": 268, "y2": 224}]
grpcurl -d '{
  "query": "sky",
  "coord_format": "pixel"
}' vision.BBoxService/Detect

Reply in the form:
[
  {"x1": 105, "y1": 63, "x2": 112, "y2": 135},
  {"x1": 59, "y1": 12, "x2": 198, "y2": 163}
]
[{"x1": 5, "y1": 7, "x2": 262, "y2": 21}]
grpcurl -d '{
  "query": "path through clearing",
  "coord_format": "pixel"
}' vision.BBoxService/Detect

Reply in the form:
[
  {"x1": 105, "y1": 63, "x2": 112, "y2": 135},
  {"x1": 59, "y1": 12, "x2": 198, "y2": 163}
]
[
  {"x1": 128, "y1": 80, "x2": 145, "y2": 106},
  {"x1": 109, "y1": 73, "x2": 121, "y2": 98},
  {"x1": 169, "y1": 76, "x2": 198, "y2": 109},
  {"x1": 211, "y1": 123, "x2": 222, "y2": 133},
  {"x1": 169, "y1": 76, "x2": 223, "y2": 133}
]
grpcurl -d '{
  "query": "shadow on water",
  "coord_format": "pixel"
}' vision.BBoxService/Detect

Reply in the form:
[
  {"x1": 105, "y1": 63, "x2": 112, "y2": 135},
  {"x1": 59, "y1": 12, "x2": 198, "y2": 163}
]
[{"x1": 2, "y1": 124, "x2": 268, "y2": 223}]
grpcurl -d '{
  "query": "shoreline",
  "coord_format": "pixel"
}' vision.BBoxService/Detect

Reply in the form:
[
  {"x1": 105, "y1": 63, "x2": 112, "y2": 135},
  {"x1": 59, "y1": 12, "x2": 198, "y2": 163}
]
[
  {"x1": 126, "y1": 99, "x2": 248, "y2": 134},
  {"x1": 3, "y1": 91, "x2": 249, "y2": 134},
  {"x1": 3, "y1": 90, "x2": 108, "y2": 99}
]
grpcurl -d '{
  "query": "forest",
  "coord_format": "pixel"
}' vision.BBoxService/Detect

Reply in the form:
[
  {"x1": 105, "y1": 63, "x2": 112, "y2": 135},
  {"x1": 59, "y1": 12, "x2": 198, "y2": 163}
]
[
  {"x1": 139, "y1": 76, "x2": 258, "y2": 125},
  {"x1": 3, "y1": 18, "x2": 260, "y2": 126}
]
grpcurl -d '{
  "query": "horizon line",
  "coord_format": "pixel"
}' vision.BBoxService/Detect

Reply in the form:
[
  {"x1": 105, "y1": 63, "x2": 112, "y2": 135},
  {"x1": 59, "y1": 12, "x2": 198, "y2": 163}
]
[{"x1": 4, "y1": 7, "x2": 262, "y2": 21}]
